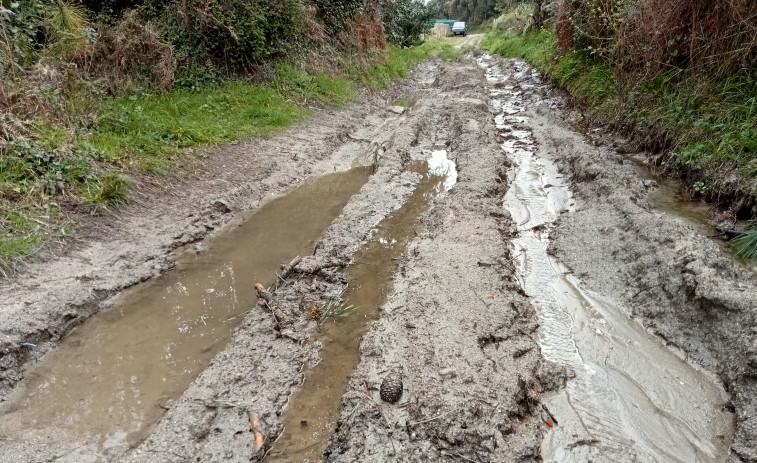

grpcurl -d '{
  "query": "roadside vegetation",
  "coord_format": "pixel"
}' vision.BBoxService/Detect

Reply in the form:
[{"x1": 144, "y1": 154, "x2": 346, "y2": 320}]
[
  {"x1": 484, "y1": 0, "x2": 757, "y2": 256},
  {"x1": 0, "y1": 0, "x2": 454, "y2": 274}
]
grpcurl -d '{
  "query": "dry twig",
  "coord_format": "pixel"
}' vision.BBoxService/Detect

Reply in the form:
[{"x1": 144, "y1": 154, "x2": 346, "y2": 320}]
[{"x1": 247, "y1": 411, "x2": 265, "y2": 450}]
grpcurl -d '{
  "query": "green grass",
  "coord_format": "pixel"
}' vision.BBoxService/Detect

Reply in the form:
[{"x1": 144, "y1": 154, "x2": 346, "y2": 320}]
[
  {"x1": 467, "y1": 20, "x2": 494, "y2": 35},
  {"x1": 1, "y1": 40, "x2": 458, "y2": 273},
  {"x1": 0, "y1": 208, "x2": 43, "y2": 276},
  {"x1": 91, "y1": 44, "x2": 455, "y2": 173},
  {"x1": 92, "y1": 82, "x2": 311, "y2": 172},
  {"x1": 552, "y1": 51, "x2": 617, "y2": 106},
  {"x1": 484, "y1": 27, "x2": 757, "y2": 235},
  {"x1": 83, "y1": 172, "x2": 130, "y2": 206},
  {"x1": 482, "y1": 27, "x2": 556, "y2": 70},
  {"x1": 319, "y1": 289, "x2": 356, "y2": 323},
  {"x1": 351, "y1": 42, "x2": 459, "y2": 89}
]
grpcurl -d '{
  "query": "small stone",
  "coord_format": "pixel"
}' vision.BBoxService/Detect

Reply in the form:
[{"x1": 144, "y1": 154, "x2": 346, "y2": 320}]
[{"x1": 380, "y1": 372, "x2": 403, "y2": 403}]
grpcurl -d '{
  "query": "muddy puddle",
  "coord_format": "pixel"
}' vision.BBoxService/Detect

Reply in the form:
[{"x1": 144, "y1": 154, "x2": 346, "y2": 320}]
[
  {"x1": 0, "y1": 167, "x2": 372, "y2": 456},
  {"x1": 628, "y1": 161, "x2": 716, "y2": 235},
  {"x1": 265, "y1": 158, "x2": 455, "y2": 462},
  {"x1": 635, "y1": 164, "x2": 757, "y2": 272},
  {"x1": 478, "y1": 54, "x2": 734, "y2": 462}
]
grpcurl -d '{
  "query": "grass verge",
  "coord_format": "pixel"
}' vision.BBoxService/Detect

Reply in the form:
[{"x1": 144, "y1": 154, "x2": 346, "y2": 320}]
[
  {"x1": 483, "y1": 28, "x2": 757, "y2": 219},
  {"x1": 0, "y1": 41, "x2": 457, "y2": 274}
]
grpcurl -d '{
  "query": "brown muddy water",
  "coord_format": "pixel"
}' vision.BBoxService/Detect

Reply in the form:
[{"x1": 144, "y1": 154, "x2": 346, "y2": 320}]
[
  {"x1": 634, "y1": 162, "x2": 757, "y2": 272},
  {"x1": 478, "y1": 53, "x2": 734, "y2": 462},
  {"x1": 265, "y1": 160, "x2": 453, "y2": 462},
  {"x1": 0, "y1": 167, "x2": 372, "y2": 455}
]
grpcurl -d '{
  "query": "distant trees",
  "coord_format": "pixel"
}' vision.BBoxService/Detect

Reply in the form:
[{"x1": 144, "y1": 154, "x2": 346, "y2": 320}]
[
  {"x1": 426, "y1": 0, "x2": 499, "y2": 23},
  {"x1": 426, "y1": 0, "x2": 538, "y2": 24}
]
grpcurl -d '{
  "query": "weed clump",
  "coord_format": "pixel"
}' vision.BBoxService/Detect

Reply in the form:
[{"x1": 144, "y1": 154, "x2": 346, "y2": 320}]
[
  {"x1": 320, "y1": 289, "x2": 356, "y2": 322},
  {"x1": 84, "y1": 172, "x2": 130, "y2": 207}
]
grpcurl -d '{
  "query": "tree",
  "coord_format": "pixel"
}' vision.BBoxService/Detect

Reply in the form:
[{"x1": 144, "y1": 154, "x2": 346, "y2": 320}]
[{"x1": 381, "y1": 0, "x2": 434, "y2": 47}]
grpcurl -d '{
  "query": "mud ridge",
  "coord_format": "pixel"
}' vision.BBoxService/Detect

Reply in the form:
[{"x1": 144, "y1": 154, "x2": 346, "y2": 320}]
[{"x1": 325, "y1": 58, "x2": 567, "y2": 463}]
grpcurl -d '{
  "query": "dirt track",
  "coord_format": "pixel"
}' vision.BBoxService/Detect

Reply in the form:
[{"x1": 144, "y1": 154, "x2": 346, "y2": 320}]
[{"x1": 0, "y1": 49, "x2": 755, "y2": 463}]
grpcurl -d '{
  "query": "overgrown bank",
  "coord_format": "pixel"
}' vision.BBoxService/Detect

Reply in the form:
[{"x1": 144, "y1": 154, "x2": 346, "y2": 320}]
[
  {"x1": 483, "y1": 1, "x2": 757, "y2": 234},
  {"x1": 0, "y1": 0, "x2": 449, "y2": 274}
]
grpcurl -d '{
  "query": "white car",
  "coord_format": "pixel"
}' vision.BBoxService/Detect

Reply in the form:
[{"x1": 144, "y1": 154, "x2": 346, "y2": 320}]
[{"x1": 452, "y1": 21, "x2": 467, "y2": 37}]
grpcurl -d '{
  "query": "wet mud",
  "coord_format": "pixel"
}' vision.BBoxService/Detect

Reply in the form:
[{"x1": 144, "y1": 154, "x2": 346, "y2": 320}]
[
  {"x1": 0, "y1": 168, "x2": 371, "y2": 454},
  {"x1": 267, "y1": 163, "x2": 447, "y2": 462},
  {"x1": 491, "y1": 56, "x2": 757, "y2": 461},
  {"x1": 325, "y1": 61, "x2": 564, "y2": 462},
  {"x1": 0, "y1": 48, "x2": 755, "y2": 463},
  {"x1": 481, "y1": 54, "x2": 735, "y2": 462}
]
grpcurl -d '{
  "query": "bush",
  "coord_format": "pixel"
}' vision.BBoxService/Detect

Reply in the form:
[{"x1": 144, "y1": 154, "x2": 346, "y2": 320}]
[
  {"x1": 310, "y1": 0, "x2": 364, "y2": 35},
  {"x1": 381, "y1": 0, "x2": 434, "y2": 47},
  {"x1": 79, "y1": 9, "x2": 176, "y2": 92},
  {"x1": 158, "y1": 0, "x2": 307, "y2": 74},
  {"x1": 556, "y1": 0, "x2": 757, "y2": 78}
]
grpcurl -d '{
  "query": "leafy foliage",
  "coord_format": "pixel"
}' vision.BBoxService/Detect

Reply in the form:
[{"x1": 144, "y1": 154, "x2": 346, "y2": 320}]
[
  {"x1": 0, "y1": 135, "x2": 101, "y2": 198},
  {"x1": 381, "y1": 0, "x2": 434, "y2": 47},
  {"x1": 310, "y1": 0, "x2": 364, "y2": 35},
  {"x1": 156, "y1": 0, "x2": 306, "y2": 74},
  {"x1": 427, "y1": 0, "x2": 502, "y2": 23},
  {"x1": 733, "y1": 225, "x2": 757, "y2": 260}
]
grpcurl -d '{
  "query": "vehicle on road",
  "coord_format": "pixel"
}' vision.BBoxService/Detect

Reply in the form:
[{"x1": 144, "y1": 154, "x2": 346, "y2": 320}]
[{"x1": 452, "y1": 21, "x2": 467, "y2": 36}]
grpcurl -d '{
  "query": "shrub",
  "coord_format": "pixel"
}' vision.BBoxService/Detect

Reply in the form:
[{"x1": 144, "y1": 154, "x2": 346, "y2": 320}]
[
  {"x1": 159, "y1": 0, "x2": 307, "y2": 75},
  {"x1": 78, "y1": 9, "x2": 176, "y2": 92},
  {"x1": 310, "y1": 0, "x2": 364, "y2": 35},
  {"x1": 381, "y1": 0, "x2": 434, "y2": 47},
  {"x1": 556, "y1": 0, "x2": 757, "y2": 79}
]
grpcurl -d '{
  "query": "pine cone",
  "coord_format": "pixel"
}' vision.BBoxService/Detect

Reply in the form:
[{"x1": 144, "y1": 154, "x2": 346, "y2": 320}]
[{"x1": 380, "y1": 372, "x2": 403, "y2": 403}]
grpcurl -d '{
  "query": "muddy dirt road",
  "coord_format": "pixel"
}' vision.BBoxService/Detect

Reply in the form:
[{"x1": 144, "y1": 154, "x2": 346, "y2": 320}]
[{"x1": 0, "y1": 50, "x2": 755, "y2": 463}]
